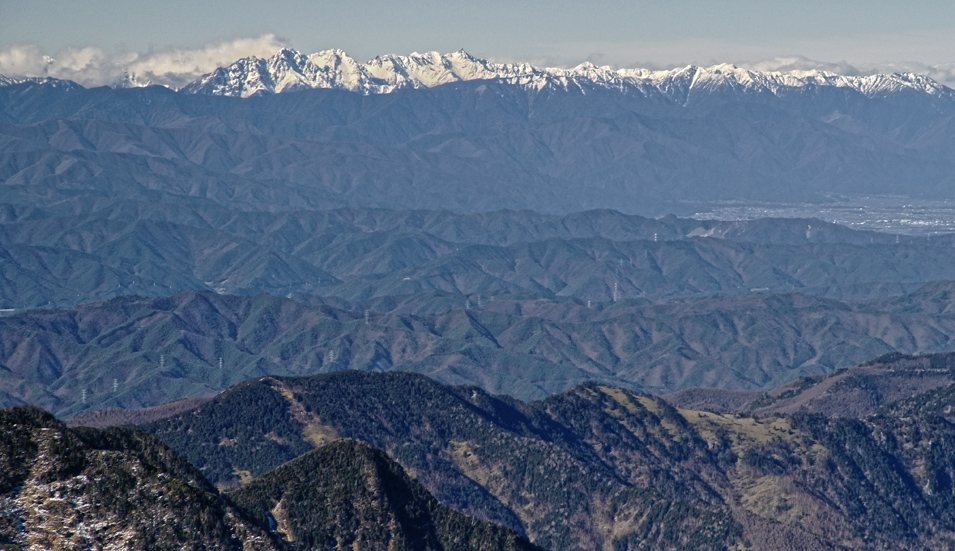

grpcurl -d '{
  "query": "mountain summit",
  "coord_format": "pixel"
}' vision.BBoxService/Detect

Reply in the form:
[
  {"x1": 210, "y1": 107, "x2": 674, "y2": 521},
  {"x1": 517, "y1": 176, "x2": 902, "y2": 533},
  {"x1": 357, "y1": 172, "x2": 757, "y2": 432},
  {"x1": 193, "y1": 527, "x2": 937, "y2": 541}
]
[
  {"x1": 176, "y1": 48, "x2": 953, "y2": 99},
  {"x1": 179, "y1": 48, "x2": 524, "y2": 97}
]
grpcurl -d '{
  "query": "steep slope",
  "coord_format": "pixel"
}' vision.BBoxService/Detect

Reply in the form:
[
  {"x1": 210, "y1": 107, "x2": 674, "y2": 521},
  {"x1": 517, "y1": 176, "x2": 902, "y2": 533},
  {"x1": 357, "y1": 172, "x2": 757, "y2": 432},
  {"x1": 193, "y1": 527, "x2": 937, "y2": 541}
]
[
  {"x1": 7, "y1": 47, "x2": 952, "y2": 103},
  {"x1": 230, "y1": 439, "x2": 543, "y2": 551},
  {"x1": 142, "y1": 370, "x2": 955, "y2": 550},
  {"x1": 0, "y1": 405, "x2": 278, "y2": 550}
]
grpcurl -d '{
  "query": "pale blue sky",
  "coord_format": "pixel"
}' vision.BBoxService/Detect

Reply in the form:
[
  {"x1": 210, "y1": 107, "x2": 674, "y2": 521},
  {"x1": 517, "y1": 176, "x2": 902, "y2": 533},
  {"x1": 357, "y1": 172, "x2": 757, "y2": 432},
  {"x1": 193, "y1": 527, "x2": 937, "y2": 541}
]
[{"x1": 2, "y1": 0, "x2": 954, "y2": 84}]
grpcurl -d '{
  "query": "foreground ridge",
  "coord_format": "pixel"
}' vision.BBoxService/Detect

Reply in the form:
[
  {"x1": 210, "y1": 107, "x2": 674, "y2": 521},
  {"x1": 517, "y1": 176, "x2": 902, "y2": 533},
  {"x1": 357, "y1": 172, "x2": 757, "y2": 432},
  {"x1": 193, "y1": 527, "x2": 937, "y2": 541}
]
[
  {"x1": 231, "y1": 438, "x2": 544, "y2": 551},
  {"x1": 0, "y1": 405, "x2": 541, "y2": 551},
  {"x1": 142, "y1": 369, "x2": 955, "y2": 550}
]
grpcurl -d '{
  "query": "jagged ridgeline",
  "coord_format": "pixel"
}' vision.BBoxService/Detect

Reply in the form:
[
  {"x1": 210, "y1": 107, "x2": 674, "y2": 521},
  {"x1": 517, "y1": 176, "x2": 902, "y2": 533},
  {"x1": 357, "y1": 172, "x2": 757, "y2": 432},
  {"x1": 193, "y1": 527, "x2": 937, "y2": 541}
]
[
  {"x1": 0, "y1": 405, "x2": 542, "y2": 551},
  {"x1": 141, "y1": 368, "x2": 955, "y2": 550}
]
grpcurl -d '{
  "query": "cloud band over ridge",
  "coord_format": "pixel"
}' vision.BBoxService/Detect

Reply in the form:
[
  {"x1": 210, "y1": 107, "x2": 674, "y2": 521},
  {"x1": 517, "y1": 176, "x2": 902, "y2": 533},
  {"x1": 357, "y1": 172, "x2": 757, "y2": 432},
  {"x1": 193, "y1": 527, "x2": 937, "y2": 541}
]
[{"x1": 0, "y1": 34, "x2": 288, "y2": 89}]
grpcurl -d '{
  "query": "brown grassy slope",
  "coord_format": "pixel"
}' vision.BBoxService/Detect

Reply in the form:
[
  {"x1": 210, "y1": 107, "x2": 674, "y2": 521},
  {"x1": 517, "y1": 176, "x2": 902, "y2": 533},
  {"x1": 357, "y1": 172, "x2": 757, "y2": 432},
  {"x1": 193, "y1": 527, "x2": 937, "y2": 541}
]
[
  {"x1": 665, "y1": 351, "x2": 955, "y2": 417},
  {"x1": 64, "y1": 396, "x2": 213, "y2": 428}
]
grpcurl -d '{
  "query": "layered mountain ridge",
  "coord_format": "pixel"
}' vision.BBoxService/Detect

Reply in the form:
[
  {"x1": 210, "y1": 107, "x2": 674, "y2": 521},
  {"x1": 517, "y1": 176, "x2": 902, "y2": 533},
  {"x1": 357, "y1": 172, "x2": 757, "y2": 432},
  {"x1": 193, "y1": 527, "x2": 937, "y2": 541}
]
[
  {"x1": 182, "y1": 47, "x2": 954, "y2": 100},
  {"x1": 5, "y1": 63, "x2": 955, "y2": 215},
  {"x1": 4, "y1": 202, "x2": 953, "y2": 312},
  {"x1": 11, "y1": 280, "x2": 955, "y2": 419}
]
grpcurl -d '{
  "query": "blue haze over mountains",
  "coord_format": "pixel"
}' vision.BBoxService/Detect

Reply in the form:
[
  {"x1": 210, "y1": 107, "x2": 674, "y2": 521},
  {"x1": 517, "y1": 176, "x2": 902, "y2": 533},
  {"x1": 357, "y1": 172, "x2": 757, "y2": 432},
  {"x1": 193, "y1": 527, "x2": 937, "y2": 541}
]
[
  {"x1": 4, "y1": 50, "x2": 955, "y2": 416},
  {"x1": 3, "y1": 49, "x2": 955, "y2": 216},
  {"x1": 11, "y1": 48, "x2": 955, "y2": 551}
]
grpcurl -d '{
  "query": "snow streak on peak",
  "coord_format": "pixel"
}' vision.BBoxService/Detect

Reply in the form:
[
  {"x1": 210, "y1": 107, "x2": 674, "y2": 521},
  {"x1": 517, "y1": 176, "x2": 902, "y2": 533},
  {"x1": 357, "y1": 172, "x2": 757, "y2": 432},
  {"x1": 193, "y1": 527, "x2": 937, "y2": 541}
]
[
  {"x1": 180, "y1": 48, "x2": 531, "y2": 97},
  {"x1": 11, "y1": 46, "x2": 952, "y2": 103}
]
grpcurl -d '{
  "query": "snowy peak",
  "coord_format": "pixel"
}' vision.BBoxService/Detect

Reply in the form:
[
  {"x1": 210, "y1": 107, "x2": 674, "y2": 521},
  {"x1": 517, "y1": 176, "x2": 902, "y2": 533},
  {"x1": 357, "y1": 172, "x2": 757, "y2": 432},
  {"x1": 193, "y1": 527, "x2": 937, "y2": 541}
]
[
  {"x1": 165, "y1": 48, "x2": 955, "y2": 102},
  {"x1": 307, "y1": 49, "x2": 366, "y2": 89},
  {"x1": 0, "y1": 75, "x2": 85, "y2": 92}
]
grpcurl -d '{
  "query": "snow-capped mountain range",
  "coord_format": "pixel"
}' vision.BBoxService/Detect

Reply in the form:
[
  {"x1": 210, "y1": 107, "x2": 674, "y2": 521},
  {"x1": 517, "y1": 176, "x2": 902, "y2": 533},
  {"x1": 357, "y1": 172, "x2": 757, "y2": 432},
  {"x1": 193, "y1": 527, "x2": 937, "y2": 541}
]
[
  {"x1": 3, "y1": 47, "x2": 953, "y2": 104},
  {"x1": 177, "y1": 48, "x2": 954, "y2": 102}
]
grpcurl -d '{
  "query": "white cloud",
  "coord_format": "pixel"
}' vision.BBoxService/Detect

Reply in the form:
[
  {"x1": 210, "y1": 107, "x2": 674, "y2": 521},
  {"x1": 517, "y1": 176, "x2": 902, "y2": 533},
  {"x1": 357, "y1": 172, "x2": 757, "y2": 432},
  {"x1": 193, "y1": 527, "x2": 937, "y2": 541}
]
[
  {"x1": 741, "y1": 56, "x2": 864, "y2": 76},
  {"x1": 866, "y1": 62, "x2": 955, "y2": 89},
  {"x1": 0, "y1": 44, "x2": 50, "y2": 76},
  {"x1": 738, "y1": 56, "x2": 955, "y2": 88},
  {"x1": 0, "y1": 34, "x2": 288, "y2": 89},
  {"x1": 126, "y1": 34, "x2": 288, "y2": 88}
]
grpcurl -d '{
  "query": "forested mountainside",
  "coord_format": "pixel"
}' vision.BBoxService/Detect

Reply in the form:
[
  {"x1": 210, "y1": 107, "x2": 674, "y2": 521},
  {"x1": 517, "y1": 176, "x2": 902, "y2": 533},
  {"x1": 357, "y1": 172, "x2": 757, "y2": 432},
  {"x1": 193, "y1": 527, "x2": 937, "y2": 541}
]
[
  {"x1": 141, "y1": 368, "x2": 955, "y2": 550},
  {"x1": 145, "y1": 372, "x2": 742, "y2": 550},
  {"x1": 8, "y1": 282, "x2": 955, "y2": 417},
  {"x1": 0, "y1": 405, "x2": 540, "y2": 551},
  {"x1": 230, "y1": 439, "x2": 543, "y2": 551},
  {"x1": 63, "y1": 396, "x2": 214, "y2": 429},
  {"x1": 2, "y1": 72, "x2": 955, "y2": 218}
]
